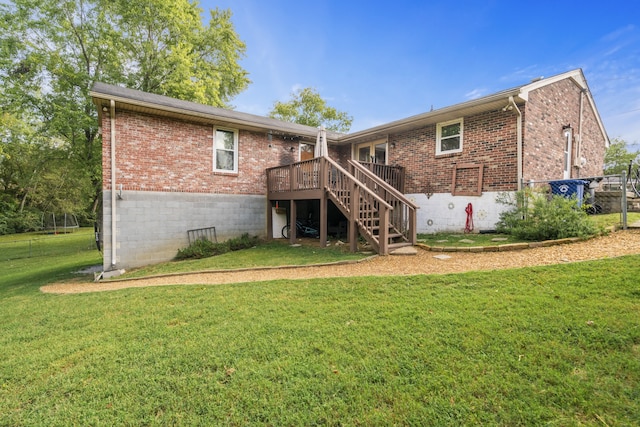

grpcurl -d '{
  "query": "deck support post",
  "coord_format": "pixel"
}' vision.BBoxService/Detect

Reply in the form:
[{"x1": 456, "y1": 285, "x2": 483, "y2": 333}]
[
  {"x1": 289, "y1": 199, "x2": 297, "y2": 244},
  {"x1": 319, "y1": 158, "x2": 328, "y2": 247},
  {"x1": 319, "y1": 194, "x2": 328, "y2": 247},
  {"x1": 266, "y1": 198, "x2": 273, "y2": 241}
]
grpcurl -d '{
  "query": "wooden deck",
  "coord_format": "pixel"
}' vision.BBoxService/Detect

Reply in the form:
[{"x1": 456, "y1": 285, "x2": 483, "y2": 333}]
[{"x1": 266, "y1": 157, "x2": 417, "y2": 255}]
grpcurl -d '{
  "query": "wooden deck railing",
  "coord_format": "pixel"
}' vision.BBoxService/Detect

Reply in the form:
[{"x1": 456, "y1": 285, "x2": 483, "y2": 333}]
[
  {"x1": 323, "y1": 157, "x2": 393, "y2": 254},
  {"x1": 266, "y1": 158, "x2": 323, "y2": 194},
  {"x1": 266, "y1": 157, "x2": 415, "y2": 254},
  {"x1": 358, "y1": 162, "x2": 405, "y2": 192},
  {"x1": 349, "y1": 160, "x2": 418, "y2": 246}
]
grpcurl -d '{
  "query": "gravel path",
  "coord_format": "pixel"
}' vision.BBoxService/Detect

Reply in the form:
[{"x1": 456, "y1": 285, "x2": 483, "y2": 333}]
[{"x1": 41, "y1": 230, "x2": 640, "y2": 294}]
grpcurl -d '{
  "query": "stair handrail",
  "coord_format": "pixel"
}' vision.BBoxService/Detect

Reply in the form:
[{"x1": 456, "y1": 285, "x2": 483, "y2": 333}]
[
  {"x1": 349, "y1": 160, "x2": 418, "y2": 246},
  {"x1": 323, "y1": 157, "x2": 393, "y2": 253},
  {"x1": 348, "y1": 160, "x2": 419, "y2": 209},
  {"x1": 324, "y1": 157, "x2": 393, "y2": 211}
]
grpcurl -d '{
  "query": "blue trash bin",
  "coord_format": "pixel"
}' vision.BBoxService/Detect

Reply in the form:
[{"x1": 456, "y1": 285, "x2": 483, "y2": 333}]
[{"x1": 548, "y1": 179, "x2": 589, "y2": 206}]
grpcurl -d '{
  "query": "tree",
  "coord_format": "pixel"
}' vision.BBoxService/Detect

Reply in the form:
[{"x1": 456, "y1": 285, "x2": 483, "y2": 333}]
[
  {"x1": 269, "y1": 87, "x2": 353, "y2": 133},
  {"x1": 603, "y1": 138, "x2": 638, "y2": 175},
  {"x1": 0, "y1": 0, "x2": 250, "y2": 221}
]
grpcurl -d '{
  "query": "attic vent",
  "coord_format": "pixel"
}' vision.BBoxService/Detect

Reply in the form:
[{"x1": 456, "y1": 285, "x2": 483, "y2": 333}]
[{"x1": 530, "y1": 76, "x2": 544, "y2": 83}]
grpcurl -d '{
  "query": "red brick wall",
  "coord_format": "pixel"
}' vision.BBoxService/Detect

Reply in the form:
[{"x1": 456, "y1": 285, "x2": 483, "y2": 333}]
[
  {"x1": 389, "y1": 109, "x2": 519, "y2": 194},
  {"x1": 331, "y1": 145, "x2": 353, "y2": 169},
  {"x1": 102, "y1": 78, "x2": 606, "y2": 197},
  {"x1": 522, "y1": 79, "x2": 606, "y2": 181},
  {"x1": 102, "y1": 110, "x2": 300, "y2": 194},
  {"x1": 576, "y1": 96, "x2": 607, "y2": 178}
]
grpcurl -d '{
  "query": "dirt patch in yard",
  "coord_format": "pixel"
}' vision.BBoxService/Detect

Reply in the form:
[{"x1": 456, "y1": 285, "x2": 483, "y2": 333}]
[{"x1": 41, "y1": 230, "x2": 640, "y2": 294}]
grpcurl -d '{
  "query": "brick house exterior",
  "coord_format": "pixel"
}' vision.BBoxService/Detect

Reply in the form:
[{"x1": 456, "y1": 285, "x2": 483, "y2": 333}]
[
  {"x1": 92, "y1": 68, "x2": 608, "y2": 271},
  {"x1": 522, "y1": 77, "x2": 606, "y2": 180}
]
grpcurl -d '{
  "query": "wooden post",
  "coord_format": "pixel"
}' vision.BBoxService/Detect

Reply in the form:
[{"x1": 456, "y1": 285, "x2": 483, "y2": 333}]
[
  {"x1": 289, "y1": 199, "x2": 297, "y2": 244},
  {"x1": 289, "y1": 164, "x2": 295, "y2": 192},
  {"x1": 349, "y1": 185, "x2": 359, "y2": 253},
  {"x1": 379, "y1": 207, "x2": 389, "y2": 255},
  {"x1": 266, "y1": 198, "x2": 273, "y2": 241},
  {"x1": 319, "y1": 158, "x2": 328, "y2": 247},
  {"x1": 409, "y1": 207, "x2": 417, "y2": 245}
]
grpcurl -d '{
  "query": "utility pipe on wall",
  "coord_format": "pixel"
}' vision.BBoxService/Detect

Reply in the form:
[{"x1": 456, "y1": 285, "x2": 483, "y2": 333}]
[
  {"x1": 110, "y1": 99, "x2": 117, "y2": 268},
  {"x1": 576, "y1": 89, "x2": 585, "y2": 177},
  {"x1": 507, "y1": 96, "x2": 523, "y2": 190}
]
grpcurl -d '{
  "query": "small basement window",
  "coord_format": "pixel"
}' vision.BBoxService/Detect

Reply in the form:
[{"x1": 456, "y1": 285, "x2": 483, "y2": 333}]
[
  {"x1": 436, "y1": 118, "x2": 463, "y2": 155},
  {"x1": 213, "y1": 127, "x2": 238, "y2": 173}
]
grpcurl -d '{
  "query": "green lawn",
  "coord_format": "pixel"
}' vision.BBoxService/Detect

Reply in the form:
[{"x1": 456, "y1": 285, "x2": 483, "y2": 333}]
[
  {"x1": 417, "y1": 232, "x2": 526, "y2": 247},
  {"x1": 0, "y1": 229, "x2": 102, "y2": 296},
  {"x1": 1, "y1": 229, "x2": 639, "y2": 425},
  {"x1": 418, "y1": 212, "x2": 640, "y2": 248},
  {"x1": 120, "y1": 239, "x2": 368, "y2": 279}
]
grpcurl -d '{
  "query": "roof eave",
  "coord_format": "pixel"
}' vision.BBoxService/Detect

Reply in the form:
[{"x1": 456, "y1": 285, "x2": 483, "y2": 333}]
[
  {"x1": 338, "y1": 88, "x2": 524, "y2": 144},
  {"x1": 90, "y1": 83, "x2": 336, "y2": 142}
]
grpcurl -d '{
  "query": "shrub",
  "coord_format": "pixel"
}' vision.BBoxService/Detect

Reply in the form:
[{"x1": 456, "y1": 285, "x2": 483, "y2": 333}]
[
  {"x1": 227, "y1": 233, "x2": 258, "y2": 251},
  {"x1": 175, "y1": 233, "x2": 259, "y2": 260},
  {"x1": 496, "y1": 188, "x2": 598, "y2": 241}
]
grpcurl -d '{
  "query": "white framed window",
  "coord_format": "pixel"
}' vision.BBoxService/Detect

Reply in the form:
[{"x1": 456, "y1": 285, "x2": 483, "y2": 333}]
[
  {"x1": 213, "y1": 127, "x2": 238, "y2": 173},
  {"x1": 354, "y1": 139, "x2": 387, "y2": 164},
  {"x1": 436, "y1": 118, "x2": 463, "y2": 155}
]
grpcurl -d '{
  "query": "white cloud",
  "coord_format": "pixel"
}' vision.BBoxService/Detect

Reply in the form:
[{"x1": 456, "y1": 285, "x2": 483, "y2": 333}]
[
  {"x1": 601, "y1": 24, "x2": 636, "y2": 42},
  {"x1": 498, "y1": 65, "x2": 543, "y2": 84},
  {"x1": 464, "y1": 88, "x2": 486, "y2": 100}
]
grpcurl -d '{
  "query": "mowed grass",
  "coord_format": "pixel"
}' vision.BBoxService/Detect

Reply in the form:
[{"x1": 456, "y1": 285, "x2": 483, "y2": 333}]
[
  {"x1": 119, "y1": 239, "x2": 368, "y2": 279},
  {"x1": 1, "y1": 229, "x2": 639, "y2": 425},
  {"x1": 418, "y1": 212, "x2": 640, "y2": 248},
  {"x1": 417, "y1": 232, "x2": 526, "y2": 247},
  {"x1": 0, "y1": 229, "x2": 102, "y2": 296}
]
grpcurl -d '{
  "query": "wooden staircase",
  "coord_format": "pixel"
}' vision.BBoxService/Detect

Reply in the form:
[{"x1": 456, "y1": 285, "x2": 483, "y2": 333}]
[
  {"x1": 348, "y1": 160, "x2": 417, "y2": 252},
  {"x1": 321, "y1": 157, "x2": 417, "y2": 254},
  {"x1": 266, "y1": 157, "x2": 418, "y2": 255}
]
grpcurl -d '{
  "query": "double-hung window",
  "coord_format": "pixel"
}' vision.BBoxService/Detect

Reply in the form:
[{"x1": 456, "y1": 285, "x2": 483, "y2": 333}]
[
  {"x1": 436, "y1": 118, "x2": 463, "y2": 155},
  {"x1": 213, "y1": 127, "x2": 238, "y2": 173}
]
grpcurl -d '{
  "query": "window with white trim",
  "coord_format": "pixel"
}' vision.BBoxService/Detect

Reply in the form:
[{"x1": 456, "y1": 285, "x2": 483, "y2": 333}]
[
  {"x1": 354, "y1": 139, "x2": 387, "y2": 164},
  {"x1": 213, "y1": 127, "x2": 238, "y2": 173},
  {"x1": 436, "y1": 118, "x2": 463, "y2": 155}
]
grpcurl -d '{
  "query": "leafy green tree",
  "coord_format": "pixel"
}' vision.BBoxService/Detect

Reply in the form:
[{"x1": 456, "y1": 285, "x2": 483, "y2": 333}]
[
  {"x1": 1, "y1": 111, "x2": 91, "y2": 220},
  {"x1": 0, "y1": 0, "x2": 250, "y2": 220},
  {"x1": 269, "y1": 87, "x2": 353, "y2": 133},
  {"x1": 603, "y1": 138, "x2": 638, "y2": 175}
]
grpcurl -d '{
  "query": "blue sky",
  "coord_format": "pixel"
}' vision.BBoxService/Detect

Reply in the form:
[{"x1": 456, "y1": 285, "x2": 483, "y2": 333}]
[{"x1": 204, "y1": 0, "x2": 640, "y2": 147}]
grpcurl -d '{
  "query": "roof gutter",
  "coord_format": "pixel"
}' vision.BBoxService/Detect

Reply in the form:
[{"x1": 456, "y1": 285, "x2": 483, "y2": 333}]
[
  {"x1": 340, "y1": 89, "x2": 522, "y2": 144},
  {"x1": 90, "y1": 88, "x2": 323, "y2": 142}
]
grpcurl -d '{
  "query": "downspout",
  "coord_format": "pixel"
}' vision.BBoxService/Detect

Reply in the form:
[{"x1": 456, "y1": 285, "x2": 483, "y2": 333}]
[
  {"x1": 110, "y1": 100, "x2": 117, "y2": 268},
  {"x1": 507, "y1": 96, "x2": 523, "y2": 190},
  {"x1": 576, "y1": 89, "x2": 585, "y2": 178}
]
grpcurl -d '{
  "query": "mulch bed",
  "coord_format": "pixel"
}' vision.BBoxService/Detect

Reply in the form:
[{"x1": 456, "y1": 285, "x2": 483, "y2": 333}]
[{"x1": 41, "y1": 230, "x2": 640, "y2": 294}]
